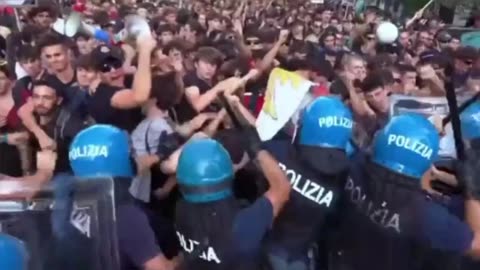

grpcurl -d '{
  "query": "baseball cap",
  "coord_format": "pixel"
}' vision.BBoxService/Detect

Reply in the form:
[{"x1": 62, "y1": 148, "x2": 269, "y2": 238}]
[{"x1": 91, "y1": 45, "x2": 124, "y2": 72}]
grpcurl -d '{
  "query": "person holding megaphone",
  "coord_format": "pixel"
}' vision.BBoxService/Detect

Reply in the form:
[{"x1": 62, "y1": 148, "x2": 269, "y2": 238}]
[{"x1": 19, "y1": 33, "x2": 157, "y2": 154}]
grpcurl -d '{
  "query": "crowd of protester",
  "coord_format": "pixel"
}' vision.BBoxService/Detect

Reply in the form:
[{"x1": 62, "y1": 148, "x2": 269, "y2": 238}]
[{"x1": 1, "y1": 0, "x2": 480, "y2": 269}]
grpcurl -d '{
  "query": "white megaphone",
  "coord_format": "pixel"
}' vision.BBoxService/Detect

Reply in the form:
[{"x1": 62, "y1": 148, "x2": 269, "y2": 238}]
[
  {"x1": 112, "y1": 15, "x2": 152, "y2": 44},
  {"x1": 52, "y1": 12, "x2": 111, "y2": 43}
]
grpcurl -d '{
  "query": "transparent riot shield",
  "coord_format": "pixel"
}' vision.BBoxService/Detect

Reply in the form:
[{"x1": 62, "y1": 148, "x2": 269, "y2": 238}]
[{"x1": 0, "y1": 177, "x2": 119, "y2": 270}]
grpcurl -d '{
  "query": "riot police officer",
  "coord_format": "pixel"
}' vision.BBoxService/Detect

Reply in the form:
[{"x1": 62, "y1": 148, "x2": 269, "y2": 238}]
[
  {"x1": 69, "y1": 125, "x2": 176, "y2": 270},
  {"x1": 0, "y1": 233, "x2": 28, "y2": 270},
  {"x1": 459, "y1": 101, "x2": 480, "y2": 270},
  {"x1": 174, "y1": 134, "x2": 291, "y2": 270},
  {"x1": 260, "y1": 96, "x2": 354, "y2": 270},
  {"x1": 335, "y1": 113, "x2": 480, "y2": 270}
]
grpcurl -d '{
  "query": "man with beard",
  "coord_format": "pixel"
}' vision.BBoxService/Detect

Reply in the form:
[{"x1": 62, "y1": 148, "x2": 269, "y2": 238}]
[
  {"x1": 18, "y1": 33, "x2": 77, "y2": 150},
  {"x1": 21, "y1": 35, "x2": 157, "y2": 152},
  {"x1": 260, "y1": 96, "x2": 353, "y2": 270},
  {"x1": 30, "y1": 79, "x2": 87, "y2": 174}
]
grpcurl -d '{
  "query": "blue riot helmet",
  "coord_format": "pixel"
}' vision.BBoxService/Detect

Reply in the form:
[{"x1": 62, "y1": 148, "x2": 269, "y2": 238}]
[
  {"x1": 372, "y1": 114, "x2": 440, "y2": 179},
  {"x1": 460, "y1": 101, "x2": 480, "y2": 140},
  {"x1": 0, "y1": 234, "x2": 28, "y2": 270},
  {"x1": 69, "y1": 125, "x2": 133, "y2": 178},
  {"x1": 177, "y1": 138, "x2": 234, "y2": 203},
  {"x1": 296, "y1": 96, "x2": 354, "y2": 174},
  {"x1": 346, "y1": 140, "x2": 358, "y2": 158},
  {"x1": 298, "y1": 96, "x2": 353, "y2": 149}
]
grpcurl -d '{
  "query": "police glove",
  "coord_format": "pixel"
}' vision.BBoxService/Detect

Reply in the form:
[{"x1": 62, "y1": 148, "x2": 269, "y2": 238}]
[
  {"x1": 243, "y1": 126, "x2": 262, "y2": 160},
  {"x1": 156, "y1": 131, "x2": 182, "y2": 159},
  {"x1": 459, "y1": 145, "x2": 480, "y2": 200}
]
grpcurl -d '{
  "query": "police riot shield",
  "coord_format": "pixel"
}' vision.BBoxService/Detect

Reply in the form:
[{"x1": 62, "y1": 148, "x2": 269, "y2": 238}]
[{"x1": 0, "y1": 177, "x2": 119, "y2": 270}]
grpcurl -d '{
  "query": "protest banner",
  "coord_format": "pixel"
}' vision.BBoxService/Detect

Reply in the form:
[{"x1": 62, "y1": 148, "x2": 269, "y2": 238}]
[
  {"x1": 256, "y1": 68, "x2": 314, "y2": 141},
  {"x1": 390, "y1": 94, "x2": 471, "y2": 159}
]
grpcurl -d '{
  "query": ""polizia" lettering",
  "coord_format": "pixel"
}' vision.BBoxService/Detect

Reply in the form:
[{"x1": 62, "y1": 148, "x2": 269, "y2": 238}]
[
  {"x1": 318, "y1": 116, "x2": 353, "y2": 129},
  {"x1": 387, "y1": 134, "x2": 433, "y2": 159}
]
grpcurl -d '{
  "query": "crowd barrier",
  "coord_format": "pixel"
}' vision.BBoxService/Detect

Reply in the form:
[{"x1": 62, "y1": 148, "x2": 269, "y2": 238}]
[{"x1": 0, "y1": 177, "x2": 119, "y2": 270}]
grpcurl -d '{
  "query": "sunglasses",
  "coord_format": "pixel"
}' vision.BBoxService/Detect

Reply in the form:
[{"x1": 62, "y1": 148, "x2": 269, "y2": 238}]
[
  {"x1": 246, "y1": 40, "x2": 260, "y2": 45},
  {"x1": 101, "y1": 60, "x2": 123, "y2": 73}
]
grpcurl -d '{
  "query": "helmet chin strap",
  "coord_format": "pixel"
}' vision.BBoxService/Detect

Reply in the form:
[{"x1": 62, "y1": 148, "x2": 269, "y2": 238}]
[
  {"x1": 297, "y1": 145, "x2": 349, "y2": 175},
  {"x1": 293, "y1": 119, "x2": 348, "y2": 175},
  {"x1": 366, "y1": 160, "x2": 420, "y2": 192}
]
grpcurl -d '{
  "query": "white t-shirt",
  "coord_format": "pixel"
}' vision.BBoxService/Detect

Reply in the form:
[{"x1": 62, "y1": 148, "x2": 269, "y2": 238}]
[
  {"x1": 15, "y1": 62, "x2": 27, "y2": 79},
  {"x1": 129, "y1": 117, "x2": 174, "y2": 202}
]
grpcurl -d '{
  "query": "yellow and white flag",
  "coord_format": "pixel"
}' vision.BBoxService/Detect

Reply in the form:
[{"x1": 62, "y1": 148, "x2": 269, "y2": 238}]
[{"x1": 256, "y1": 68, "x2": 313, "y2": 141}]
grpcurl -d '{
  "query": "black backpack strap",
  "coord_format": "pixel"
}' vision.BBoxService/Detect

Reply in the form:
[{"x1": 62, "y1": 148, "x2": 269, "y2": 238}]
[
  {"x1": 144, "y1": 120, "x2": 154, "y2": 154},
  {"x1": 54, "y1": 109, "x2": 71, "y2": 141}
]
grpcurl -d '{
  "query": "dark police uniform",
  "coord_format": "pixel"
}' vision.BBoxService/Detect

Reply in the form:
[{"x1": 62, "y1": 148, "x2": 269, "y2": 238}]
[
  {"x1": 262, "y1": 140, "x2": 346, "y2": 265},
  {"x1": 335, "y1": 152, "x2": 474, "y2": 270},
  {"x1": 175, "y1": 196, "x2": 273, "y2": 270}
]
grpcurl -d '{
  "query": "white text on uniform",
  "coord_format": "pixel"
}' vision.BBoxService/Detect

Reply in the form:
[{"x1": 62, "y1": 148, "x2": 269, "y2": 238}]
[
  {"x1": 176, "y1": 231, "x2": 221, "y2": 264},
  {"x1": 279, "y1": 163, "x2": 333, "y2": 207}
]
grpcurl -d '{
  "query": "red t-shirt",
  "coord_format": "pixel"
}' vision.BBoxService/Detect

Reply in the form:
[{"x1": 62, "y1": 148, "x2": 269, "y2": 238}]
[
  {"x1": 311, "y1": 84, "x2": 329, "y2": 97},
  {"x1": 0, "y1": 7, "x2": 14, "y2": 15}
]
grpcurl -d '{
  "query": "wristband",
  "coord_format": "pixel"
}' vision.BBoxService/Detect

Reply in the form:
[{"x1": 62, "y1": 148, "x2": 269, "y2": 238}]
[{"x1": 0, "y1": 134, "x2": 7, "y2": 144}]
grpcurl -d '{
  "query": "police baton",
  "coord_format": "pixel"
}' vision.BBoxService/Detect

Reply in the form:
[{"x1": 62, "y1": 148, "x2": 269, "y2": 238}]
[{"x1": 442, "y1": 79, "x2": 466, "y2": 161}]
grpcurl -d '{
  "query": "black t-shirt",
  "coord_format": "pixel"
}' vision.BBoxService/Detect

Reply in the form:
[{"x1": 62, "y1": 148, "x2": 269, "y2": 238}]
[
  {"x1": 184, "y1": 72, "x2": 211, "y2": 92},
  {"x1": 173, "y1": 72, "x2": 219, "y2": 124},
  {"x1": 34, "y1": 108, "x2": 88, "y2": 173},
  {"x1": 63, "y1": 85, "x2": 90, "y2": 120},
  {"x1": 42, "y1": 72, "x2": 77, "y2": 101},
  {"x1": 87, "y1": 83, "x2": 142, "y2": 133},
  {"x1": 124, "y1": 74, "x2": 134, "y2": 89}
]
